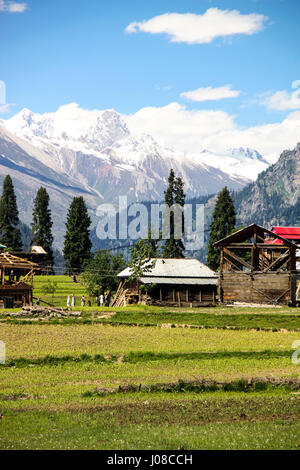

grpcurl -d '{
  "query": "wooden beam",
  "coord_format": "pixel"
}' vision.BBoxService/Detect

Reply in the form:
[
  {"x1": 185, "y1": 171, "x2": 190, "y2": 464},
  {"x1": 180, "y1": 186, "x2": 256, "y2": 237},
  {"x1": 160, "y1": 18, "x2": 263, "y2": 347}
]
[
  {"x1": 290, "y1": 274, "x2": 297, "y2": 306},
  {"x1": 263, "y1": 250, "x2": 290, "y2": 272},
  {"x1": 223, "y1": 247, "x2": 253, "y2": 271},
  {"x1": 177, "y1": 291, "x2": 181, "y2": 308},
  {"x1": 290, "y1": 247, "x2": 296, "y2": 272},
  {"x1": 224, "y1": 254, "x2": 245, "y2": 272},
  {"x1": 275, "y1": 288, "x2": 290, "y2": 303},
  {"x1": 220, "y1": 248, "x2": 224, "y2": 274},
  {"x1": 223, "y1": 243, "x2": 292, "y2": 249},
  {"x1": 251, "y1": 286, "x2": 279, "y2": 304}
]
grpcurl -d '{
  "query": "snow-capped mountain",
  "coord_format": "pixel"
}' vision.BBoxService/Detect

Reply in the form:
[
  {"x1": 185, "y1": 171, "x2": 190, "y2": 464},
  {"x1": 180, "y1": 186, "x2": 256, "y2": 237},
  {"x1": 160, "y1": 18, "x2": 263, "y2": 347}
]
[
  {"x1": 0, "y1": 124, "x2": 100, "y2": 248},
  {"x1": 0, "y1": 103, "x2": 270, "y2": 247},
  {"x1": 2, "y1": 104, "x2": 251, "y2": 202},
  {"x1": 189, "y1": 147, "x2": 269, "y2": 181}
]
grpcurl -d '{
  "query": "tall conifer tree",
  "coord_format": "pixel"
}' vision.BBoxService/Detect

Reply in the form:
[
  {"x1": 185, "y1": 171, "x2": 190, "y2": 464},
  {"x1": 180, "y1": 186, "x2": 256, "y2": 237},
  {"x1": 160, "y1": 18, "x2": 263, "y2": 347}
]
[
  {"x1": 163, "y1": 169, "x2": 185, "y2": 258},
  {"x1": 0, "y1": 175, "x2": 22, "y2": 250},
  {"x1": 207, "y1": 187, "x2": 236, "y2": 271},
  {"x1": 32, "y1": 187, "x2": 54, "y2": 273},
  {"x1": 63, "y1": 197, "x2": 92, "y2": 273}
]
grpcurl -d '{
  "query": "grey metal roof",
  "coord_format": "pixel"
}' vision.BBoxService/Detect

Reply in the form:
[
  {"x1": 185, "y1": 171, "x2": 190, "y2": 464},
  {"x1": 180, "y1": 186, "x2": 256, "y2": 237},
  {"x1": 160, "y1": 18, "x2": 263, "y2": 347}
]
[{"x1": 118, "y1": 258, "x2": 217, "y2": 282}]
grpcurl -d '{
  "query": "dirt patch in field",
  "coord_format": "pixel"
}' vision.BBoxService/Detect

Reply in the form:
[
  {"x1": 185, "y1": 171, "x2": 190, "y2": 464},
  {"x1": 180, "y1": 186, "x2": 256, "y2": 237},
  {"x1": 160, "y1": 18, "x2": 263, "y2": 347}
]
[
  {"x1": 14, "y1": 396, "x2": 300, "y2": 426},
  {"x1": 96, "y1": 311, "x2": 116, "y2": 319}
]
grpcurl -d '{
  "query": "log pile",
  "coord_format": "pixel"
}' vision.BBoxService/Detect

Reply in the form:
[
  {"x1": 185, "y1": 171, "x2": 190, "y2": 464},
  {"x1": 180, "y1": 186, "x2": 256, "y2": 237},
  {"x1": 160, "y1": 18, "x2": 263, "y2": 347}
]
[
  {"x1": 8, "y1": 306, "x2": 82, "y2": 318},
  {"x1": 111, "y1": 282, "x2": 139, "y2": 307}
]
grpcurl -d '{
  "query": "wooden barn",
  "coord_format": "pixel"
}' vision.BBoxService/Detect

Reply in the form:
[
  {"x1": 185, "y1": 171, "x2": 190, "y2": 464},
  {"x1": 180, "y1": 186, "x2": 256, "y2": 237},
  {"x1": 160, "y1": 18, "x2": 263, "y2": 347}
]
[
  {"x1": 113, "y1": 258, "x2": 218, "y2": 307},
  {"x1": 0, "y1": 251, "x2": 39, "y2": 308},
  {"x1": 214, "y1": 223, "x2": 299, "y2": 306}
]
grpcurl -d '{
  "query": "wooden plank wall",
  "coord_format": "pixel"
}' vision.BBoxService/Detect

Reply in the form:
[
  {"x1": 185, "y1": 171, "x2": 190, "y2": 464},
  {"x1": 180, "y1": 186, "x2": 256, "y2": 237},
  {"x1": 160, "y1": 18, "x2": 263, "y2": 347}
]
[
  {"x1": 220, "y1": 272, "x2": 291, "y2": 304},
  {"x1": 151, "y1": 285, "x2": 216, "y2": 304}
]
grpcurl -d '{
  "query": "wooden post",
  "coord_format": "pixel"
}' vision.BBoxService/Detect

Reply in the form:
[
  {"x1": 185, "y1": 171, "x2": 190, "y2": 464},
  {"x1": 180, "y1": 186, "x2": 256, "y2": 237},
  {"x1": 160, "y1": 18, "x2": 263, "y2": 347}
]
[
  {"x1": 290, "y1": 274, "x2": 297, "y2": 307},
  {"x1": 177, "y1": 291, "x2": 181, "y2": 308},
  {"x1": 172, "y1": 289, "x2": 175, "y2": 302},
  {"x1": 213, "y1": 289, "x2": 216, "y2": 304},
  {"x1": 220, "y1": 248, "x2": 224, "y2": 273},
  {"x1": 290, "y1": 247, "x2": 296, "y2": 272},
  {"x1": 199, "y1": 289, "x2": 202, "y2": 303},
  {"x1": 186, "y1": 289, "x2": 189, "y2": 302},
  {"x1": 159, "y1": 288, "x2": 162, "y2": 302}
]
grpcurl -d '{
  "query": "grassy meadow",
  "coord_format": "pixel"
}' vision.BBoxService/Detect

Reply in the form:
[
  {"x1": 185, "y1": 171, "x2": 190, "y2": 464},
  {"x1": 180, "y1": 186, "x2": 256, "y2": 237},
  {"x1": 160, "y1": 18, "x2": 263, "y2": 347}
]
[{"x1": 0, "y1": 275, "x2": 299, "y2": 449}]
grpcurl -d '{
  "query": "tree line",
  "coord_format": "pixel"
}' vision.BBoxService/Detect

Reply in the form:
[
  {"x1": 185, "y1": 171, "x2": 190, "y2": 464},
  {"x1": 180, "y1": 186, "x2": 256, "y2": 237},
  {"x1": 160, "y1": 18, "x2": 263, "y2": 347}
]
[
  {"x1": 0, "y1": 175, "x2": 92, "y2": 274},
  {"x1": 0, "y1": 172, "x2": 237, "y2": 280}
]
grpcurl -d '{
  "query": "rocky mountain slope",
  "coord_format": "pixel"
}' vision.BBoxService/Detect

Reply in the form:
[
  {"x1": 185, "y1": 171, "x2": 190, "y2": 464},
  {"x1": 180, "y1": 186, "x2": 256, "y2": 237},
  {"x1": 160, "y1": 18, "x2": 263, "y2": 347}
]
[
  {"x1": 0, "y1": 125, "x2": 100, "y2": 247},
  {"x1": 235, "y1": 143, "x2": 300, "y2": 227}
]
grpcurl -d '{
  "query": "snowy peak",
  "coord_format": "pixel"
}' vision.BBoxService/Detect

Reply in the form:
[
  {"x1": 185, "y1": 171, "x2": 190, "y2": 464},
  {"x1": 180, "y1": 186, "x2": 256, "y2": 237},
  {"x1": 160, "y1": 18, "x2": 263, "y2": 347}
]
[
  {"x1": 6, "y1": 103, "x2": 130, "y2": 153},
  {"x1": 227, "y1": 147, "x2": 269, "y2": 164},
  {"x1": 195, "y1": 147, "x2": 269, "y2": 180}
]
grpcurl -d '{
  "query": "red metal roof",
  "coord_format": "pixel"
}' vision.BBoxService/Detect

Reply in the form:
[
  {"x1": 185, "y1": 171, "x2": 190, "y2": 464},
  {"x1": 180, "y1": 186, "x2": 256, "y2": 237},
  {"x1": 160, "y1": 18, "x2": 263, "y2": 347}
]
[
  {"x1": 272, "y1": 227, "x2": 300, "y2": 239},
  {"x1": 265, "y1": 227, "x2": 300, "y2": 245}
]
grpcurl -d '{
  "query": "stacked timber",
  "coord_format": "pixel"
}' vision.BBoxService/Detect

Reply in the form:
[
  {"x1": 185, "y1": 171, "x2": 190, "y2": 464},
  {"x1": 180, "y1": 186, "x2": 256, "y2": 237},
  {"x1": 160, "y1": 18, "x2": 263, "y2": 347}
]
[
  {"x1": 111, "y1": 282, "x2": 139, "y2": 307},
  {"x1": 7, "y1": 306, "x2": 82, "y2": 317}
]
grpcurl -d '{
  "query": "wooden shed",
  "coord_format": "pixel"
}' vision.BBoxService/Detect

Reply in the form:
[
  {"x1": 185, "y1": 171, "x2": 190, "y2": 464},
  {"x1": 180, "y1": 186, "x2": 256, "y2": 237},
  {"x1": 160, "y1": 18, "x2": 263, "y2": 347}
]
[
  {"x1": 214, "y1": 224, "x2": 299, "y2": 306},
  {"x1": 0, "y1": 252, "x2": 39, "y2": 308},
  {"x1": 113, "y1": 258, "x2": 218, "y2": 307}
]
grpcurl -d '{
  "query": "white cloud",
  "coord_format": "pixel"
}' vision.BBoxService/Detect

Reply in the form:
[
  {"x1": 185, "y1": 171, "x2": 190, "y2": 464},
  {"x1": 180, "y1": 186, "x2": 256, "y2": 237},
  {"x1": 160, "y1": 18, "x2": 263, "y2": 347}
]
[
  {"x1": 262, "y1": 89, "x2": 300, "y2": 111},
  {"x1": 125, "y1": 8, "x2": 268, "y2": 44},
  {"x1": 181, "y1": 85, "x2": 241, "y2": 102},
  {"x1": 292, "y1": 80, "x2": 300, "y2": 89},
  {"x1": 156, "y1": 84, "x2": 173, "y2": 91},
  {"x1": 0, "y1": 1, "x2": 27, "y2": 13},
  {"x1": 125, "y1": 102, "x2": 300, "y2": 159},
  {"x1": 0, "y1": 103, "x2": 13, "y2": 114}
]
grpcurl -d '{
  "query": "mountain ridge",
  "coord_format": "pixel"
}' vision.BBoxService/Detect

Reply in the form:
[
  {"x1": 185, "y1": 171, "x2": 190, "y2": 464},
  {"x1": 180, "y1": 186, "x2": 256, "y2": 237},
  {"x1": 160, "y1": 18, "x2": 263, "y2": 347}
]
[{"x1": 235, "y1": 142, "x2": 300, "y2": 228}]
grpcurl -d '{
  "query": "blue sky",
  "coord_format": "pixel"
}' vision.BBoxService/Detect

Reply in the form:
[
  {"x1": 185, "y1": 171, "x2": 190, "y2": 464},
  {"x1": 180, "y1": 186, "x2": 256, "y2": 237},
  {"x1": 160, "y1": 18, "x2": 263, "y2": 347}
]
[{"x1": 1, "y1": 0, "x2": 300, "y2": 157}]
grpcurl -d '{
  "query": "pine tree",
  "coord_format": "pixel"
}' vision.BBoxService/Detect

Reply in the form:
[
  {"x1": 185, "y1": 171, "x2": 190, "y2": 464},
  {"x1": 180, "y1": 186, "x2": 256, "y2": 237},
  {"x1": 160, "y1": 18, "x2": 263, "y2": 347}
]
[
  {"x1": 207, "y1": 187, "x2": 236, "y2": 271},
  {"x1": 63, "y1": 197, "x2": 92, "y2": 273},
  {"x1": 163, "y1": 169, "x2": 185, "y2": 258},
  {"x1": 0, "y1": 175, "x2": 23, "y2": 250},
  {"x1": 135, "y1": 228, "x2": 161, "y2": 258},
  {"x1": 31, "y1": 187, "x2": 54, "y2": 273}
]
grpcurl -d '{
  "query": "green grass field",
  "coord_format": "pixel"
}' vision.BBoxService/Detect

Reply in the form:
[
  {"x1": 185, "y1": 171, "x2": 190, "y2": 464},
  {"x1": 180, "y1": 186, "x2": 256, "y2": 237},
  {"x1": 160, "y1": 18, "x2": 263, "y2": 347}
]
[{"x1": 0, "y1": 275, "x2": 299, "y2": 450}]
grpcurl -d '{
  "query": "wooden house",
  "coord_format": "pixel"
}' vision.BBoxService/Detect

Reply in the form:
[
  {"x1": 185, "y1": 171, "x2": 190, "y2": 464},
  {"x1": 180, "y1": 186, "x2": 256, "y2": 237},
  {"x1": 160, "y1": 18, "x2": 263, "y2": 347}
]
[
  {"x1": 113, "y1": 258, "x2": 218, "y2": 307},
  {"x1": 214, "y1": 224, "x2": 299, "y2": 306},
  {"x1": 0, "y1": 251, "x2": 39, "y2": 308}
]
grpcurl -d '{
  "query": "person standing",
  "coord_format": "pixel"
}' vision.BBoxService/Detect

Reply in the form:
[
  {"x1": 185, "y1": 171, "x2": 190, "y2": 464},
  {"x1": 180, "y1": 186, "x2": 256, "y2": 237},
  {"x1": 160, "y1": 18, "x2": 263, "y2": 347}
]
[
  {"x1": 67, "y1": 295, "x2": 71, "y2": 307},
  {"x1": 81, "y1": 295, "x2": 85, "y2": 307},
  {"x1": 71, "y1": 294, "x2": 75, "y2": 307},
  {"x1": 99, "y1": 294, "x2": 104, "y2": 307}
]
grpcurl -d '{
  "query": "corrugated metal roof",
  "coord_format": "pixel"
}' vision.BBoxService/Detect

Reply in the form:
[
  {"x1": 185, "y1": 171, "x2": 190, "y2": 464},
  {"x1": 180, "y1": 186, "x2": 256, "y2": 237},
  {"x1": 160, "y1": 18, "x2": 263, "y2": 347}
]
[
  {"x1": 140, "y1": 276, "x2": 217, "y2": 285},
  {"x1": 118, "y1": 258, "x2": 217, "y2": 280},
  {"x1": 31, "y1": 246, "x2": 47, "y2": 254},
  {"x1": 271, "y1": 227, "x2": 300, "y2": 242},
  {"x1": 272, "y1": 227, "x2": 300, "y2": 236}
]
